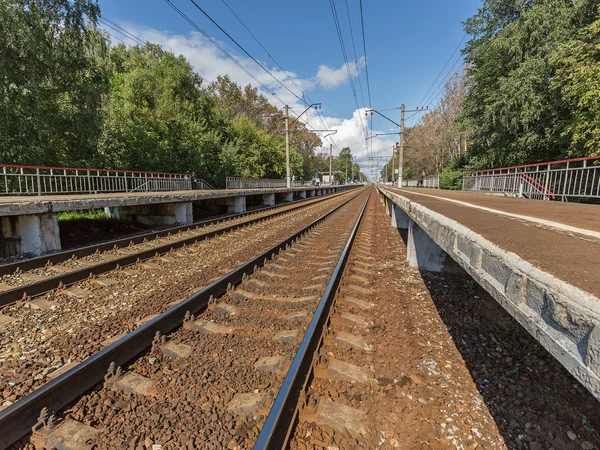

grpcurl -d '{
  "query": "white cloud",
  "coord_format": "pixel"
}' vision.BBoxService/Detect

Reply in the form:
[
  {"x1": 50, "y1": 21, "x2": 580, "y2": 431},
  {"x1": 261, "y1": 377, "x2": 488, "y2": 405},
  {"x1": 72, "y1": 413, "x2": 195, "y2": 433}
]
[
  {"x1": 113, "y1": 24, "x2": 316, "y2": 107},
  {"x1": 103, "y1": 25, "x2": 393, "y2": 180},
  {"x1": 316, "y1": 57, "x2": 365, "y2": 90}
]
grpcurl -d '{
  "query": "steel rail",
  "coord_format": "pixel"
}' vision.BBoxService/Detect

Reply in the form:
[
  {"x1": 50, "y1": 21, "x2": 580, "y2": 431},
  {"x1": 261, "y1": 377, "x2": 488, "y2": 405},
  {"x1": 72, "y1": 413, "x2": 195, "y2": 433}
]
[
  {"x1": 0, "y1": 189, "x2": 357, "y2": 307},
  {"x1": 0, "y1": 189, "x2": 352, "y2": 276},
  {"x1": 254, "y1": 189, "x2": 371, "y2": 450},
  {"x1": 0, "y1": 187, "x2": 368, "y2": 450}
]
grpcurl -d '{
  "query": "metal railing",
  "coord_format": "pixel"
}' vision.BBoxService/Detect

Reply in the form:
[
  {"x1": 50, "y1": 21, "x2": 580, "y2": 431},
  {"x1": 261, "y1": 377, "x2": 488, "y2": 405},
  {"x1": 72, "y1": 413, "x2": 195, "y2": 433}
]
[
  {"x1": 0, "y1": 164, "x2": 214, "y2": 195},
  {"x1": 462, "y1": 156, "x2": 600, "y2": 200},
  {"x1": 225, "y1": 176, "x2": 313, "y2": 189},
  {"x1": 402, "y1": 175, "x2": 439, "y2": 188}
]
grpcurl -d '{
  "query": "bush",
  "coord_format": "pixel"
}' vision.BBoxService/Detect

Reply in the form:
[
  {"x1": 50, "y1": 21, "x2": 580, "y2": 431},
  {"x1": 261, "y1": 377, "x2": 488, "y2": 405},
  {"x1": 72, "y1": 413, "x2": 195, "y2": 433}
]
[
  {"x1": 439, "y1": 168, "x2": 463, "y2": 190},
  {"x1": 58, "y1": 209, "x2": 110, "y2": 222}
]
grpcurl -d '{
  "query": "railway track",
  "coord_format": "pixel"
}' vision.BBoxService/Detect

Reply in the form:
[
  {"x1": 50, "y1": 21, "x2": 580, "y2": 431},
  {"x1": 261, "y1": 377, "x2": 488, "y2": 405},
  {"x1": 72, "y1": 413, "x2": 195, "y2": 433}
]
[
  {"x1": 0, "y1": 189, "x2": 360, "y2": 415},
  {"x1": 0, "y1": 189, "x2": 354, "y2": 307},
  {"x1": 0, "y1": 187, "x2": 370, "y2": 449}
]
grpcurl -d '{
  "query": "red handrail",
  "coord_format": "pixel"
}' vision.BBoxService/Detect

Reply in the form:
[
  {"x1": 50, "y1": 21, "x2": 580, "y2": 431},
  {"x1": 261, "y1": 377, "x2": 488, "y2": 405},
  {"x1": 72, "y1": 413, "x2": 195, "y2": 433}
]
[
  {"x1": 464, "y1": 156, "x2": 600, "y2": 175},
  {"x1": 521, "y1": 173, "x2": 556, "y2": 200}
]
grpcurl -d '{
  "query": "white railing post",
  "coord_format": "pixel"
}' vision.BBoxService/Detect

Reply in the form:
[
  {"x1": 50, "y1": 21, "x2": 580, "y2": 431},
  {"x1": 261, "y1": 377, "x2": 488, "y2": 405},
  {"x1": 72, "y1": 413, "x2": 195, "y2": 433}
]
[
  {"x1": 543, "y1": 164, "x2": 551, "y2": 200},
  {"x1": 36, "y1": 168, "x2": 42, "y2": 195},
  {"x1": 562, "y1": 162, "x2": 570, "y2": 201},
  {"x1": 518, "y1": 175, "x2": 523, "y2": 198}
]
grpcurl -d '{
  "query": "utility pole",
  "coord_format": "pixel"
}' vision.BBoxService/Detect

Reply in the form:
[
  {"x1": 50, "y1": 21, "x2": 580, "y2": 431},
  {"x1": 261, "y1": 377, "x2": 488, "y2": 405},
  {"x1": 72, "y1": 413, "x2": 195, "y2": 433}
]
[
  {"x1": 399, "y1": 104, "x2": 405, "y2": 187},
  {"x1": 329, "y1": 144, "x2": 332, "y2": 185},
  {"x1": 351, "y1": 156, "x2": 354, "y2": 182},
  {"x1": 392, "y1": 144, "x2": 396, "y2": 185},
  {"x1": 285, "y1": 105, "x2": 291, "y2": 188},
  {"x1": 366, "y1": 105, "x2": 426, "y2": 187},
  {"x1": 345, "y1": 154, "x2": 348, "y2": 185}
]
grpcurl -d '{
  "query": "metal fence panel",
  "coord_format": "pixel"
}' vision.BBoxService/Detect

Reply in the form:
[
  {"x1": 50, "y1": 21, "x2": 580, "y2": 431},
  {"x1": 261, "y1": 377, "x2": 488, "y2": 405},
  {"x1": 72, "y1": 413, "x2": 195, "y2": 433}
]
[
  {"x1": 225, "y1": 177, "x2": 314, "y2": 189},
  {"x1": 0, "y1": 165, "x2": 215, "y2": 195},
  {"x1": 462, "y1": 157, "x2": 600, "y2": 200}
]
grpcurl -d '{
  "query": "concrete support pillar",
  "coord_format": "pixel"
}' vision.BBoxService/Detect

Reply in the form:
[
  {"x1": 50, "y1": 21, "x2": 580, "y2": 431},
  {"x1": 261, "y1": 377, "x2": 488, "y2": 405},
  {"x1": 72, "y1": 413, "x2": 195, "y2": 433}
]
[
  {"x1": 309, "y1": 190, "x2": 315, "y2": 197},
  {"x1": 284, "y1": 192, "x2": 293, "y2": 202},
  {"x1": 1, "y1": 213, "x2": 61, "y2": 256},
  {"x1": 299, "y1": 190, "x2": 307, "y2": 199},
  {"x1": 385, "y1": 198, "x2": 391, "y2": 216},
  {"x1": 262, "y1": 193, "x2": 276, "y2": 206},
  {"x1": 391, "y1": 204, "x2": 410, "y2": 229},
  {"x1": 316, "y1": 190, "x2": 322, "y2": 196},
  {"x1": 227, "y1": 196, "x2": 246, "y2": 213},
  {"x1": 406, "y1": 219, "x2": 447, "y2": 272},
  {"x1": 107, "y1": 201, "x2": 193, "y2": 226}
]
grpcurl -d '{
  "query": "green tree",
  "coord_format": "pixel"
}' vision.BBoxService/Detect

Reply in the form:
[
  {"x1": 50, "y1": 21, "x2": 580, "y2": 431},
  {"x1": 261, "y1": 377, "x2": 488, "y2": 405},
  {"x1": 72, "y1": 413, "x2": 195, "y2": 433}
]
[
  {"x1": 0, "y1": 0, "x2": 108, "y2": 166},
  {"x1": 98, "y1": 44, "x2": 218, "y2": 175},
  {"x1": 460, "y1": 0, "x2": 598, "y2": 169},
  {"x1": 336, "y1": 147, "x2": 353, "y2": 181},
  {"x1": 551, "y1": 14, "x2": 600, "y2": 156}
]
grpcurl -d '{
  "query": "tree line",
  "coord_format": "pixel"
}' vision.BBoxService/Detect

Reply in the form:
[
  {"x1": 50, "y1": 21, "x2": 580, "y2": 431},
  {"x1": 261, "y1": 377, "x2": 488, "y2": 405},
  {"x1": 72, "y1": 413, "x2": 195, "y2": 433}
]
[
  {"x1": 0, "y1": 0, "x2": 363, "y2": 187},
  {"x1": 384, "y1": 0, "x2": 599, "y2": 187}
]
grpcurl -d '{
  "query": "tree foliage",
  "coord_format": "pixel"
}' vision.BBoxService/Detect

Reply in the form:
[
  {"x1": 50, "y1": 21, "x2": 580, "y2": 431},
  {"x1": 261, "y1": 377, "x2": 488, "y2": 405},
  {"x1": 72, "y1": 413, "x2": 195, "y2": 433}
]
[
  {"x1": 401, "y1": 1, "x2": 600, "y2": 179},
  {"x1": 458, "y1": 0, "x2": 599, "y2": 169},
  {"x1": 0, "y1": 1, "x2": 317, "y2": 187},
  {"x1": 0, "y1": 0, "x2": 107, "y2": 166}
]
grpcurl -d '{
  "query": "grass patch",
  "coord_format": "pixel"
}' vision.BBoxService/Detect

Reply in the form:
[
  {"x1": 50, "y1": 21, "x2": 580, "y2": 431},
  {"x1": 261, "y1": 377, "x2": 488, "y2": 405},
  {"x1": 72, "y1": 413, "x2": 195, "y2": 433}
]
[{"x1": 58, "y1": 209, "x2": 111, "y2": 222}]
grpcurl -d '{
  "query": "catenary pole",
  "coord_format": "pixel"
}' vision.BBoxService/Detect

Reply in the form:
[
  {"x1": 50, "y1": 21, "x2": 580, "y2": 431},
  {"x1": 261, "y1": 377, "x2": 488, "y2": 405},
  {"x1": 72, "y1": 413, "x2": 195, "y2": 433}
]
[
  {"x1": 329, "y1": 144, "x2": 333, "y2": 185},
  {"x1": 399, "y1": 104, "x2": 405, "y2": 187},
  {"x1": 285, "y1": 105, "x2": 291, "y2": 188}
]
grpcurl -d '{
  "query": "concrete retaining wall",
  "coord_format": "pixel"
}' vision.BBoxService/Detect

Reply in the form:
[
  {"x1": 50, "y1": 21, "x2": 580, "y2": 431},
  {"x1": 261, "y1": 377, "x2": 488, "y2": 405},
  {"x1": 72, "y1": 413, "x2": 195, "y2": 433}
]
[{"x1": 377, "y1": 186, "x2": 600, "y2": 401}]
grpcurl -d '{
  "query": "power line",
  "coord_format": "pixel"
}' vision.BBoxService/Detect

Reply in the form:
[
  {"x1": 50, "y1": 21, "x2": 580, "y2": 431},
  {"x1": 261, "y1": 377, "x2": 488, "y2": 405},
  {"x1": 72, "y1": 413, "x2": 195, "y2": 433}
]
[
  {"x1": 219, "y1": 0, "x2": 311, "y2": 106},
  {"x1": 164, "y1": 0, "x2": 288, "y2": 107},
  {"x1": 179, "y1": 0, "x2": 346, "y2": 150},
  {"x1": 217, "y1": 0, "x2": 344, "y2": 153},
  {"x1": 165, "y1": 1, "x2": 343, "y2": 151},
  {"x1": 359, "y1": 0, "x2": 373, "y2": 109},
  {"x1": 343, "y1": 0, "x2": 366, "y2": 109},
  {"x1": 100, "y1": 17, "x2": 216, "y2": 85},
  {"x1": 102, "y1": 30, "x2": 133, "y2": 47},
  {"x1": 416, "y1": 33, "x2": 467, "y2": 109},
  {"x1": 328, "y1": 0, "x2": 368, "y2": 141},
  {"x1": 186, "y1": 0, "x2": 307, "y2": 105},
  {"x1": 421, "y1": 52, "x2": 464, "y2": 108},
  {"x1": 99, "y1": 18, "x2": 147, "y2": 47}
]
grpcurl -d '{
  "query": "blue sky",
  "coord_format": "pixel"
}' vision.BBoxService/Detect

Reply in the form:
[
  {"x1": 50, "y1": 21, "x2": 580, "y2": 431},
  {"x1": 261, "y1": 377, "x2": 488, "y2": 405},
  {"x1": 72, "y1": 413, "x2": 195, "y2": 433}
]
[{"x1": 98, "y1": 0, "x2": 482, "y2": 179}]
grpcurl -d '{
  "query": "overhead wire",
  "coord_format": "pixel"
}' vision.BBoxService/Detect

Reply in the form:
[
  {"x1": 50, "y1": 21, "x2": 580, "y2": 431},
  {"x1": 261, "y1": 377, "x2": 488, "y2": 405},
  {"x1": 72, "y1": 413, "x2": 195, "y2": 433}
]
[
  {"x1": 186, "y1": 0, "x2": 307, "y2": 105},
  {"x1": 99, "y1": 18, "x2": 147, "y2": 47},
  {"x1": 416, "y1": 32, "x2": 467, "y2": 109},
  {"x1": 422, "y1": 53, "x2": 464, "y2": 108},
  {"x1": 343, "y1": 0, "x2": 366, "y2": 109},
  {"x1": 217, "y1": 0, "x2": 342, "y2": 152},
  {"x1": 164, "y1": 0, "x2": 292, "y2": 109},
  {"x1": 359, "y1": 0, "x2": 372, "y2": 109},
  {"x1": 219, "y1": 0, "x2": 312, "y2": 106},
  {"x1": 164, "y1": 1, "x2": 353, "y2": 165},
  {"x1": 328, "y1": 0, "x2": 368, "y2": 141}
]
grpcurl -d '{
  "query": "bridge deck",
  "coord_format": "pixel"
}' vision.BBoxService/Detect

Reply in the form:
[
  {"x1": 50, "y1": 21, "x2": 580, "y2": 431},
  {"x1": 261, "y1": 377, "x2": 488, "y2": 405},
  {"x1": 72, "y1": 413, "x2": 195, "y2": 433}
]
[{"x1": 389, "y1": 187, "x2": 600, "y2": 298}]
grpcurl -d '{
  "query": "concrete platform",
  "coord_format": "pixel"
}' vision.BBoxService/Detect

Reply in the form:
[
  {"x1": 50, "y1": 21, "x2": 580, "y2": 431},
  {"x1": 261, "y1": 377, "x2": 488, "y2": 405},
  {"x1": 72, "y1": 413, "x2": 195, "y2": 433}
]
[
  {"x1": 0, "y1": 186, "x2": 355, "y2": 216},
  {"x1": 0, "y1": 185, "x2": 358, "y2": 257},
  {"x1": 378, "y1": 186, "x2": 600, "y2": 401}
]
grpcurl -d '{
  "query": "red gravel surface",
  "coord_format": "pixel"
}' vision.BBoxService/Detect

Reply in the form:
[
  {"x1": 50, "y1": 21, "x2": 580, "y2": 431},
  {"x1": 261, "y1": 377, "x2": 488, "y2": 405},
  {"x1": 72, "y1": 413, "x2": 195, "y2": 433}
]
[
  {"x1": 290, "y1": 189, "x2": 600, "y2": 450},
  {"x1": 11, "y1": 190, "x2": 369, "y2": 450}
]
